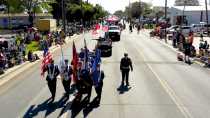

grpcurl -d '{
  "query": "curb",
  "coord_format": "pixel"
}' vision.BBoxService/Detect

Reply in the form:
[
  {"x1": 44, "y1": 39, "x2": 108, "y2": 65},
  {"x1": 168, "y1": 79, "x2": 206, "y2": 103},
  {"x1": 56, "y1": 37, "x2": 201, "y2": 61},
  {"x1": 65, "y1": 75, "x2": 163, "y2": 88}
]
[
  {"x1": 141, "y1": 30, "x2": 206, "y2": 67},
  {"x1": 0, "y1": 34, "x2": 80, "y2": 85}
]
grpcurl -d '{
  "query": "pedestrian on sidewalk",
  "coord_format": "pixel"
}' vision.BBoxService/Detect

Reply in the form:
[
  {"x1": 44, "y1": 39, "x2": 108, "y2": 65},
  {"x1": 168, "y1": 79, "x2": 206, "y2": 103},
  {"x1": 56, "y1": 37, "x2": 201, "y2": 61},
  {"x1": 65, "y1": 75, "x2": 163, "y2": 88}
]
[
  {"x1": 188, "y1": 31, "x2": 194, "y2": 47},
  {"x1": 120, "y1": 53, "x2": 133, "y2": 86},
  {"x1": 60, "y1": 59, "x2": 73, "y2": 98},
  {"x1": 184, "y1": 37, "x2": 191, "y2": 64},
  {"x1": 43, "y1": 60, "x2": 60, "y2": 102},
  {"x1": 178, "y1": 33, "x2": 185, "y2": 51}
]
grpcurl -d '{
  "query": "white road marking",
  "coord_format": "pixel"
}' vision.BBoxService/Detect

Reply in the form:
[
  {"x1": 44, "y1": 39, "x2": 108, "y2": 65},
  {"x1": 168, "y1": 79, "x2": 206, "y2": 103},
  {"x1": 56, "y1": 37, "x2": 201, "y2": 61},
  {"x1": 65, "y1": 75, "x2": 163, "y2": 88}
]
[{"x1": 132, "y1": 34, "x2": 193, "y2": 118}]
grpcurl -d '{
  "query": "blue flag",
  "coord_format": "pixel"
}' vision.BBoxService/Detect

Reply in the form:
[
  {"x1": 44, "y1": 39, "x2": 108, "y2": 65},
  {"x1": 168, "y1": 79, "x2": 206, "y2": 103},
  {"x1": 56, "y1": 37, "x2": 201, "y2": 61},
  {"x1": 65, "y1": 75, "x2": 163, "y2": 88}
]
[
  {"x1": 92, "y1": 49, "x2": 101, "y2": 86},
  {"x1": 43, "y1": 47, "x2": 49, "y2": 57}
]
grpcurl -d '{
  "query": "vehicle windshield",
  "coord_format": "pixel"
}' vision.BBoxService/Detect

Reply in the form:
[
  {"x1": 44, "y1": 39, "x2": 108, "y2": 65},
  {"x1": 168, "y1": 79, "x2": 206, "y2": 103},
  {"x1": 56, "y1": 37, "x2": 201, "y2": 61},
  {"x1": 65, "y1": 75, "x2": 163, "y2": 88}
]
[{"x1": 109, "y1": 26, "x2": 119, "y2": 30}]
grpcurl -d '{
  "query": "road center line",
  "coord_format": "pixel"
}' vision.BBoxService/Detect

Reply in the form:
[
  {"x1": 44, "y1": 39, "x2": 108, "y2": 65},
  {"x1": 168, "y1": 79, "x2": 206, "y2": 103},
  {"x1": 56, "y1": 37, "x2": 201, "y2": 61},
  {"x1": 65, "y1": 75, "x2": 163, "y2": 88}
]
[{"x1": 131, "y1": 35, "x2": 193, "y2": 118}]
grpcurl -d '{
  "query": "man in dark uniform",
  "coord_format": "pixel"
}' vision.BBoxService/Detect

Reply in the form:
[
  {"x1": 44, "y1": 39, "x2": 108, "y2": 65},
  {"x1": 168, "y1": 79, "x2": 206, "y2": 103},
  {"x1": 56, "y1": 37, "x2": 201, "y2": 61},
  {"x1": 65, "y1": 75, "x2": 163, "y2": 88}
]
[
  {"x1": 129, "y1": 24, "x2": 133, "y2": 32},
  {"x1": 43, "y1": 60, "x2": 60, "y2": 102},
  {"x1": 61, "y1": 59, "x2": 73, "y2": 97},
  {"x1": 120, "y1": 53, "x2": 133, "y2": 86},
  {"x1": 79, "y1": 69, "x2": 93, "y2": 103},
  {"x1": 93, "y1": 64, "x2": 105, "y2": 105}
]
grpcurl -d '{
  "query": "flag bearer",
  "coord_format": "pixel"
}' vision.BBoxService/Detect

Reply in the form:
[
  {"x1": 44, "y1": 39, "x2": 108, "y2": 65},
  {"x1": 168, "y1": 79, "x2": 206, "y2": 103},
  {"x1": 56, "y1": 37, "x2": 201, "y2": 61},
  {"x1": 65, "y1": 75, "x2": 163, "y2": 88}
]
[
  {"x1": 43, "y1": 60, "x2": 60, "y2": 102},
  {"x1": 93, "y1": 64, "x2": 105, "y2": 105},
  {"x1": 61, "y1": 59, "x2": 73, "y2": 97}
]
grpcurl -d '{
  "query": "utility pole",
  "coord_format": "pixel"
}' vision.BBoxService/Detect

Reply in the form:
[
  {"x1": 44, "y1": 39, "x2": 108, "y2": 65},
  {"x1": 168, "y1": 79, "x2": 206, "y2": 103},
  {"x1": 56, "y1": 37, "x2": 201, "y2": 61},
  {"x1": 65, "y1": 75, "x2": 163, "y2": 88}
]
[
  {"x1": 129, "y1": 0, "x2": 131, "y2": 23},
  {"x1": 182, "y1": 0, "x2": 186, "y2": 26},
  {"x1": 139, "y1": 0, "x2": 141, "y2": 23},
  {"x1": 205, "y1": 0, "x2": 209, "y2": 36},
  {"x1": 80, "y1": 0, "x2": 83, "y2": 26},
  {"x1": 62, "y1": 0, "x2": 66, "y2": 33},
  {"x1": 164, "y1": 0, "x2": 167, "y2": 43},
  {"x1": 180, "y1": 0, "x2": 186, "y2": 34}
]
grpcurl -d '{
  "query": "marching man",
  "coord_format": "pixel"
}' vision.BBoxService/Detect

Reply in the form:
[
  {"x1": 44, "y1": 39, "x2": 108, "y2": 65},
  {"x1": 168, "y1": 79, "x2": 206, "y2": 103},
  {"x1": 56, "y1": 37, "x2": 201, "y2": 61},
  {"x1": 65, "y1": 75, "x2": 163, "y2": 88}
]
[
  {"x1": 120, "y1": 53, "x2": 133, "y2": 86},
  {"x1": 93, "y1": 64, "x2": 105, "y2": 105},
  {"x1": 60, "y1": 59, "x2": 73, "y2": 98},
  {"x1": 43, "y1": 60, "x2": 60, "y2": 102}
]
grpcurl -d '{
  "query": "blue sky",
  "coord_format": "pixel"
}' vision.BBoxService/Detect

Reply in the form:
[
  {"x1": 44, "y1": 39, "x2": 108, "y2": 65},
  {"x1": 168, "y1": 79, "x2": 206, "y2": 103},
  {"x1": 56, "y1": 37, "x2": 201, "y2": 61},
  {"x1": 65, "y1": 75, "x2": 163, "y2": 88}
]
[{"x1": 87, "y1": 0, "x2": 207, "y2": 13}]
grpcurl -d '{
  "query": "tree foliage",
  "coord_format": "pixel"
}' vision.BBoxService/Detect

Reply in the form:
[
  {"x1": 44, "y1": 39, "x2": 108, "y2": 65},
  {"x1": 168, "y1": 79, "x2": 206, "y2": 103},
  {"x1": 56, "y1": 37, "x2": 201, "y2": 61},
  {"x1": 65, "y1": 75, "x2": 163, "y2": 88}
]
[
  {"x1": 1, "y1": 0, "x2": 53, "y2": 13},
  {"x1": 113, "y1": 10, "x2": 125, "y2": 18},
  {"x1": 50, "y1": 0, "x2": 108, "y2": 22},
  {"x1": 124, "y1": 1, "x2": 152, "y2": 19}
]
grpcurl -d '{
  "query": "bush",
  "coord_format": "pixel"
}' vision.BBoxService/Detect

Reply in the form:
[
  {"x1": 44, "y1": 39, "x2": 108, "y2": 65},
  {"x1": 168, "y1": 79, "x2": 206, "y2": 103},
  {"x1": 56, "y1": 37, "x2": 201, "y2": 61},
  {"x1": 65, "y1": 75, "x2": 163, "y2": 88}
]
[
  {"x1": 26, "y1": 41, "x2": 39, "y2": 53},
  {"x1": 144, "y1": 24, "x2": 155, "y2": 29}
]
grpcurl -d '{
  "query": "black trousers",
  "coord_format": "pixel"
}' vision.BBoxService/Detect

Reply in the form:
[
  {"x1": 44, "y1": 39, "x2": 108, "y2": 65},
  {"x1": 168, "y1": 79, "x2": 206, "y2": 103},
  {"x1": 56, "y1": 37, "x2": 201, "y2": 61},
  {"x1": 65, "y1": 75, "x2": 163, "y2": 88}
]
[
  {"x1": 121, "y1": 70, "x2": 129, "y2": 85},
  {"x1": 62, "y1": 79, "x2": 71, "y2": 94},
  {"x1": 47, "y1": 79, "x2": 57, "y2": 99},
  {"x1": 95, "y1": 83, "x2": 103, "y2": 103}
]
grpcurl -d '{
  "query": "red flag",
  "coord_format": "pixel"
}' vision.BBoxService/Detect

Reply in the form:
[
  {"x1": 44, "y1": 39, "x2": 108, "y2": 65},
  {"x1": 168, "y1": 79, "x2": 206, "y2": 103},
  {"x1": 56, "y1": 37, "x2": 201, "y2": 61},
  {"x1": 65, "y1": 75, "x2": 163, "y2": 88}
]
[
  {"x1": 41, "y1": 49, "x2": 52, "y2": 76},
  {"x1": 95, "y1": 24, "x2": 100, "y2": 30},
  {"x1": 102, "y1": 25, "x2": 109, "y2": 32},
  {"x1": 72, "y1": 41, "x2": 78, "y2": 83},
  {"x1": 92, "y1": 23, "x2": 101, "y2": 35}
]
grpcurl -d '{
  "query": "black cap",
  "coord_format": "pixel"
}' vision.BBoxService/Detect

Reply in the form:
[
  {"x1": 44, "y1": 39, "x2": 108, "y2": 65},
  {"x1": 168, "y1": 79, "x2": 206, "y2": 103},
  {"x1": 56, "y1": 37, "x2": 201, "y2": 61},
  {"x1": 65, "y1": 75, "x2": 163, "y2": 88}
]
[
  {"x1": 65, "y1": 59, "x2": 68, "y2": 62},
  {"x1": 124, "y1": 53, "x2": 128, "y2": 57}
]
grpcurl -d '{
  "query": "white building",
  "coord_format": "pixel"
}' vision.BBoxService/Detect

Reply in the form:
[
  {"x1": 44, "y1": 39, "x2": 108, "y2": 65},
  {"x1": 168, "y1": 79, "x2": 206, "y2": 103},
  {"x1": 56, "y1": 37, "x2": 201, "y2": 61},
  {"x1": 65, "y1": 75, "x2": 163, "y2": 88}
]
[{"x1": 169, "y1": 6, "x2": 210, "y2": 25}]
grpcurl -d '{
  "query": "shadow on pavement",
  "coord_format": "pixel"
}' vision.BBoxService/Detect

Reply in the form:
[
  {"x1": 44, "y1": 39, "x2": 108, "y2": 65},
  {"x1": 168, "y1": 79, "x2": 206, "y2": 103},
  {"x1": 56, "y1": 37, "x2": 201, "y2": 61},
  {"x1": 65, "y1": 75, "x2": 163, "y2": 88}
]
[
  {"x1": 83, "y1": 96, "x2": 101, "y2": 117},
  {"x1": 23, "y1": 95, "x2": 69, "y2": 118},
  {"x1": 70, "y1": 95, "x2": 89, "y2": 118},
  {"x1": 117, "y1": 84, "x2": 131, "y2": 94},
  {"x1": 59, "y1": 94, "x2": 101, "y2": 118}
]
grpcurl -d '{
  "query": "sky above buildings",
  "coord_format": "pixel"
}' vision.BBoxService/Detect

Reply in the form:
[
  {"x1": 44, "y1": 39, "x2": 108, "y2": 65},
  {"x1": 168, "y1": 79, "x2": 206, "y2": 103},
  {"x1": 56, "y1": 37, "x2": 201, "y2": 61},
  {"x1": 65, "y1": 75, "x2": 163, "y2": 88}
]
[{"x1": 87, "y1": 0, "x2": 208, "y2": 13}]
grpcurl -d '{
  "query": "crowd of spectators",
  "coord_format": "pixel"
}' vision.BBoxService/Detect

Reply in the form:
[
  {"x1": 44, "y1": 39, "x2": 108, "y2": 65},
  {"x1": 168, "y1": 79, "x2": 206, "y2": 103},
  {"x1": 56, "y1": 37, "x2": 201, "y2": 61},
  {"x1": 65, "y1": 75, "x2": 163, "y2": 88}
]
[{"x1": 0, "y1": 28, "x2": 66, "y2": 75}]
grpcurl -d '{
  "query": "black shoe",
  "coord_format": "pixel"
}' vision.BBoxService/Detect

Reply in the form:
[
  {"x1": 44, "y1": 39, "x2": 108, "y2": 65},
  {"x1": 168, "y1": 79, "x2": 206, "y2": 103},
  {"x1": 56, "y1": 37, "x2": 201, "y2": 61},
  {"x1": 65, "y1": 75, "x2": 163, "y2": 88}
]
[{"x1": 49, "y1": 97, "x2": 55, "y2": 103}]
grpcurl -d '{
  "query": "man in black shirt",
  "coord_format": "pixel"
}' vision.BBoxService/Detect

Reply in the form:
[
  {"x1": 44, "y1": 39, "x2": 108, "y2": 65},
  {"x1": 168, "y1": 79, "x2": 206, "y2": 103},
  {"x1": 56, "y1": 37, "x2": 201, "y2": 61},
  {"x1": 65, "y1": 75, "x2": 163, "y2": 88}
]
[{"x1": 120, "y1": 53, "x2": 133, "y2": 86}]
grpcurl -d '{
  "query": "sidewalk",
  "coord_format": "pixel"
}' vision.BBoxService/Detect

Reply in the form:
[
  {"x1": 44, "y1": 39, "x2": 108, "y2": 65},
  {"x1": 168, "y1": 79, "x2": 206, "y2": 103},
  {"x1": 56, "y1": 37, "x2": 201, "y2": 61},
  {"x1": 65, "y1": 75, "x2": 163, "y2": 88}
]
[
  {"x1": 0, "y1": 34, "x2": 80, "y2": 81},
  {"x1": 142, "y1": 29, "x2": 210, "y2": 66}
]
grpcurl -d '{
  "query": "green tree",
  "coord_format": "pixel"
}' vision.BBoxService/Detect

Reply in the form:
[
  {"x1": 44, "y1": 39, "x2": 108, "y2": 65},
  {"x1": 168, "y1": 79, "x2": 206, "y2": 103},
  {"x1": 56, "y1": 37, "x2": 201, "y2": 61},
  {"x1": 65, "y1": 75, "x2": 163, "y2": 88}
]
[
  {"x1": 114, "y1": 10, "x2": 125, "y2": 18},
  {"x1": 124, "y1": 1, "x2": 152, "y2": 19}
]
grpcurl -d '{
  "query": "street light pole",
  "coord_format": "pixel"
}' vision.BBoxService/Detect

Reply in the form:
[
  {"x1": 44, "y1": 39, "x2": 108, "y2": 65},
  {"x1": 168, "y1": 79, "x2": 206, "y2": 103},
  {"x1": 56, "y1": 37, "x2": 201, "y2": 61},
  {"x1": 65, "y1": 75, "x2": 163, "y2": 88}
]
[
  {"x1": 129, "y1": 0, "x2": 131, "y2": 23},
  {"x1": 164, "y1": 0, "x2": 167, "y2": 43},
  {"x1": 80, "y1": 0, "x2": 83, "y2": 26},
  {"x1": 205, "y1": 0, "x2": 209, "y2": 36},
  {"x1": 182, "y1": 0, "x2": 186, "y2": 26}
]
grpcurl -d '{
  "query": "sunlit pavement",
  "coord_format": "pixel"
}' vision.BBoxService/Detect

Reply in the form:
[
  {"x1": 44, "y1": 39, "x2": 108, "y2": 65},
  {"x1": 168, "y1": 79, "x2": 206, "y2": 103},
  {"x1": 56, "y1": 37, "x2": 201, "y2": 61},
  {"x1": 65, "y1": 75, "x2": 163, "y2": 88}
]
[{"x1": 0, "y1": 29, "x2": 210, "y2": 118}]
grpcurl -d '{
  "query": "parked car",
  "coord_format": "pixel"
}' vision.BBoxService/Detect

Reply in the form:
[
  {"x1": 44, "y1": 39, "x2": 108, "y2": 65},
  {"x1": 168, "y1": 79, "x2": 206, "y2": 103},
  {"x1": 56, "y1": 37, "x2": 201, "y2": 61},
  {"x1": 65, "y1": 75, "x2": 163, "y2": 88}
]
[
  {"x1": 191, "y1": 24, "x2": 205, "y2": 35},
  {"x1": 166, "y1": 25, "x2": 179, "y2": 34},
  {"x1": 97, "y1": 32, "x2": 112, "y2": 57},
  {"x1": 108, "y1": 25, "x2": 121, "y2": 41},
  {"x1": 180, "y1": 26, "x2": 192, "y2": 36}
]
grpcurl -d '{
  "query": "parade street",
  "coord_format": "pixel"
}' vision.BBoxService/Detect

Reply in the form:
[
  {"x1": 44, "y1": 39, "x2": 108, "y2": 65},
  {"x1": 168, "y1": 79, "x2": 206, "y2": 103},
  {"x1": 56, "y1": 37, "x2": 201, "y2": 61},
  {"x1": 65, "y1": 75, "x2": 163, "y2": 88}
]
[{"x1": 0, "y1": 28, "x2": 210, "y2": 118}]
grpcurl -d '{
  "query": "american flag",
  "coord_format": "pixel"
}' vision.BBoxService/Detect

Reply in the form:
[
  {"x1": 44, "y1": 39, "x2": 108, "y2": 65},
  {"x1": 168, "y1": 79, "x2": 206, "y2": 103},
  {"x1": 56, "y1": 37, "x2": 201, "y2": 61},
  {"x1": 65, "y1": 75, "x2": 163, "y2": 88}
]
[{"x1": 41, "y1": 48, "x2": 52, "y2": 76}]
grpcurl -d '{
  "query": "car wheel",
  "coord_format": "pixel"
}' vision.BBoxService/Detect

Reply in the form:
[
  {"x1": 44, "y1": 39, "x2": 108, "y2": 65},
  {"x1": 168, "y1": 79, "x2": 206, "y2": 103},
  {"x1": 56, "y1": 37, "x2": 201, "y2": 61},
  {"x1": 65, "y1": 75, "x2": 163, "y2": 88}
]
[{"x1": 108, "y1": 50, "x2": 112, "y2": 56}]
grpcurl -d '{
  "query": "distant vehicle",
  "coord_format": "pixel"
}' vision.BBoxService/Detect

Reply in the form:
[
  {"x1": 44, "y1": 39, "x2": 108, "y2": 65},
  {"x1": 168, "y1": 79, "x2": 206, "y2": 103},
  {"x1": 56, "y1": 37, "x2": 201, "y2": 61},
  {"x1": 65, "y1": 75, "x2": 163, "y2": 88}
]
[
  {"x1": 191, "y1": 24, "x2": 205, "y2": 35},
  {"x1": 166, "y1": 25, "x2": 179, "y2": 34},
  {"x1": 0, "y1": 5, "x2": 6, "y2": 11},
  {"x1": 36, "y1": 19, "x2": 57, "y2": 32},
  {"x1": 97, "y1": 32, "x2": 112, "y2": 57},
  {"x1": 108, "y1": 26, "x2": 121, "y2": 41},
  {"x1": 180, "y1": 26, "x2": 192, "y2": 36},
  {"x1": 203, "y1": 24, "x2": 210, "y2": 34},
  {"x1": 0, "y1": 35, "x2": 16, "y2": 49}
]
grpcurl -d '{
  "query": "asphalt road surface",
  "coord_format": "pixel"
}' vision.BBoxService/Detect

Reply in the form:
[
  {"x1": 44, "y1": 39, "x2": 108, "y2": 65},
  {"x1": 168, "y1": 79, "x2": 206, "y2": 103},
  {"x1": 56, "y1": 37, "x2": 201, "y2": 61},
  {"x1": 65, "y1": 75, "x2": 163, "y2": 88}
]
[{"x1": 0, "y1": 28, "x2": 210, "y2": 118}]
